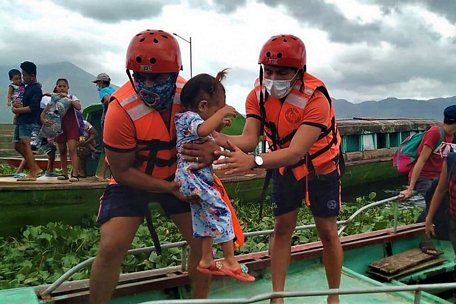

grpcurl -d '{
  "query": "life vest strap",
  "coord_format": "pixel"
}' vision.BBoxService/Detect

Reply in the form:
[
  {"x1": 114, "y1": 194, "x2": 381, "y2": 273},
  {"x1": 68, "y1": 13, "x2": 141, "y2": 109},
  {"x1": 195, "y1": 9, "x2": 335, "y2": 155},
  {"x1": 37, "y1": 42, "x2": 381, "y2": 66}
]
[
  {"x1": 135, "y1": 139, "x2": 177, "y2": 175},
  {"x1": 144, "y1": 208, "x2": 162, "y2": 255}
]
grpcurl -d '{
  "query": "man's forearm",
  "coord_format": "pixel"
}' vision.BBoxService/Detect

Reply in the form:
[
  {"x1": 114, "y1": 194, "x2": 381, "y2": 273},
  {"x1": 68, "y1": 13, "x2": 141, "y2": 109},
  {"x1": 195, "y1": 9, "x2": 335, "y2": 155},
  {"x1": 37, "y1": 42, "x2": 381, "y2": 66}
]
[
  {"x1": 111, "y1": 166, "x2": 171, "y2": 193},
  {"x1": 215, "y1": 133, "x2": 258, "y2": 152}
]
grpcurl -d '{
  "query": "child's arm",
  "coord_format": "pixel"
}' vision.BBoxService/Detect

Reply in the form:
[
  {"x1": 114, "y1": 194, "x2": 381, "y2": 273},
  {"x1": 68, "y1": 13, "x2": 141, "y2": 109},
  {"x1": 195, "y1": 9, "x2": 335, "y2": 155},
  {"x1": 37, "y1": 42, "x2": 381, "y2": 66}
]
[
  {"x1": 6, "y1": 86, "x2": 13, "y2": 107},
  {"x1": 40, "y1": 104, "x2": 52, "y2": 125},
  {"x1": 197, "y1": 105, "x2": 236, "y2": 137}
]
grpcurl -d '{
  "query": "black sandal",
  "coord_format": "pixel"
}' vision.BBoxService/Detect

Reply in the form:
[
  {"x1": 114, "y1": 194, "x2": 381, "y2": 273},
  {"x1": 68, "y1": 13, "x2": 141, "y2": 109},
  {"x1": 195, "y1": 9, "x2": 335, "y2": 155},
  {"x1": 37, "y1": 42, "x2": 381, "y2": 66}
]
[{"x1": 419, "y1": 239, "x2": 442, "y2": 256}]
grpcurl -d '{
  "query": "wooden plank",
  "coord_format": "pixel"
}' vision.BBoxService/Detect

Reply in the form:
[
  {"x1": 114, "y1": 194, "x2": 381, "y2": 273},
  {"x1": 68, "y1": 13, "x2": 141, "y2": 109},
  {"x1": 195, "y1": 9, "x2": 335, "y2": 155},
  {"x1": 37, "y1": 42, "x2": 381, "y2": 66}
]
[
  {"x1": 368, "y1": 248, "x2": 442, "y2": 275},
  {"x1": 367, "y1": 257, "x2": 446, "y2": 281}
]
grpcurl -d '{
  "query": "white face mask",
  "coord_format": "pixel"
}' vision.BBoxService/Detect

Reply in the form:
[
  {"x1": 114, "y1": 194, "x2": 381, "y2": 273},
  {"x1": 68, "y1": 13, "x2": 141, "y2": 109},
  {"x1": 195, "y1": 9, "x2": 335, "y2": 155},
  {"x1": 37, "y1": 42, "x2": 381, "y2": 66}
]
[{"x1": 263, "y1": 71, "x2": 299, "y2": 99}]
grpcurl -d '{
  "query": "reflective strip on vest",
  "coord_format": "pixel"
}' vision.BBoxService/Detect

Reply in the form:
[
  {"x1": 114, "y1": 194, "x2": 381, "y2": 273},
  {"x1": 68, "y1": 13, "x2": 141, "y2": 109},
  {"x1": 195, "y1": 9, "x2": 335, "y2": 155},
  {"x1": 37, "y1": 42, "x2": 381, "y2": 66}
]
[{"x1": 126, "y1": 100, "x2": 154, "y2": 121}]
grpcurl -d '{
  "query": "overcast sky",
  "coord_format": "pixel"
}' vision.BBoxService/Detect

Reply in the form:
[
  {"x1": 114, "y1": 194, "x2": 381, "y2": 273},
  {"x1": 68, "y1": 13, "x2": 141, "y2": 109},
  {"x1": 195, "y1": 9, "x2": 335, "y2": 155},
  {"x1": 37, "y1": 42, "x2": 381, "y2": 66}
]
[{"x1": 2, "y1": 0, "x2": 456, "y2": 113}]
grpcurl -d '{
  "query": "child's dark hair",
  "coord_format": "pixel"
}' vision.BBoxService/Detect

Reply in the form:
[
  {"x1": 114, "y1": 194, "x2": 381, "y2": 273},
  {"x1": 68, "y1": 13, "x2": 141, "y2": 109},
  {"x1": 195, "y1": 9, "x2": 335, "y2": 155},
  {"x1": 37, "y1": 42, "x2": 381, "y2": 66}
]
[
  {"x1": 20, "y1": 61, "x2": 37, "y2": 76},
  {"x1": 180, "y1": 68, "x2": 229, "y2": 110},
  {"x1": 8, "y1": 69, "x2": 21, "y2": 80}
]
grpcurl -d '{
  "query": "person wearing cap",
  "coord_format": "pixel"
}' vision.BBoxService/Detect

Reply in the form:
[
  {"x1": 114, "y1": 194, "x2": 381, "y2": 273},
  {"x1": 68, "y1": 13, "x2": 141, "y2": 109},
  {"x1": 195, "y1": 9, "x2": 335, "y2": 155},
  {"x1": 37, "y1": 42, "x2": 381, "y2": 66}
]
[
  {"x1": 400, "y1": 105, "x2": 456, "y2": 200},
  {"x1": 93, "y1": 73, "x2": 115, "y2": 180},
  {"x1": 211, "y1": 34, "x2": 343, "y2": 304},
  {"x1": 89, "y1": 30, "x2": 217, "y2": 303}
]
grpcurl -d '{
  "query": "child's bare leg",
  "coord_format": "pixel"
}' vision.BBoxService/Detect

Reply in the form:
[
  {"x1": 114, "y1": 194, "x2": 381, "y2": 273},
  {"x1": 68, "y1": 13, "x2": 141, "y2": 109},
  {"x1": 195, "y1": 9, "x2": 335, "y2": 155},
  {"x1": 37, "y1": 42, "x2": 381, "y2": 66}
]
[
  {"x1": 221, "y1": 240, "x2": 240, "y2": 270},
  {"x1": 198, "y1": 237, "x2": 214, "y2": 268},
  {"x1": 17, "y1": 159, "x2": 26, "y2": 173}
]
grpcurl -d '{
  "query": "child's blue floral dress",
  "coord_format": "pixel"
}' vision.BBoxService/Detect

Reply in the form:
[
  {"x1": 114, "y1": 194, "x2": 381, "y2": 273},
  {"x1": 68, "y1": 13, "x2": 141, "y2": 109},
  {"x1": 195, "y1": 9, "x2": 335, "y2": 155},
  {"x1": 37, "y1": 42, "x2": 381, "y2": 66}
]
[{"x1": 175, "y1": 111, "x2": 234, "y2": 244}]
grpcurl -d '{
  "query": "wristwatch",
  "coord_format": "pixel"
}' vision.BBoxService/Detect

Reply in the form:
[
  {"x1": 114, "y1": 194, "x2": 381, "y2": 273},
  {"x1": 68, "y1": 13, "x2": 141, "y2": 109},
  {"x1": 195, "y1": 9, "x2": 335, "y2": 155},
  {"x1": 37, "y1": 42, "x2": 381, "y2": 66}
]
[{"x1": 253, "y1": 154, "x2": 264, "y2": 168}]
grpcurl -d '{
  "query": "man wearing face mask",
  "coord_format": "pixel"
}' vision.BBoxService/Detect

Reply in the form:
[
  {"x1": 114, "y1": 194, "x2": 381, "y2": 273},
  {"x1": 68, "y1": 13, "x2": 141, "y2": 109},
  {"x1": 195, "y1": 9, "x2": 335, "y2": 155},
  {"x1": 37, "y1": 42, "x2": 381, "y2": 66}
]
[
  {"x1": 89, "y1": 29, "x2": 216, "y2": 304},
  {"x1": 212, "y1": 34, "x2": 343, "y2": 304}
]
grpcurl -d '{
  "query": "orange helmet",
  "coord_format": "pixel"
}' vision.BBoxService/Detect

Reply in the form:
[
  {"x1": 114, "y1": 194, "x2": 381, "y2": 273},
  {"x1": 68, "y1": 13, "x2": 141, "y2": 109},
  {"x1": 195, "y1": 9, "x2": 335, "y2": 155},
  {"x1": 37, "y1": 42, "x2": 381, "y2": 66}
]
[
  {"x1": 126, "y1": 29, "x2": 182, "y2": 73},
  {"x1": 258, "y1": 34, "x2": 306, "y2": 69}
]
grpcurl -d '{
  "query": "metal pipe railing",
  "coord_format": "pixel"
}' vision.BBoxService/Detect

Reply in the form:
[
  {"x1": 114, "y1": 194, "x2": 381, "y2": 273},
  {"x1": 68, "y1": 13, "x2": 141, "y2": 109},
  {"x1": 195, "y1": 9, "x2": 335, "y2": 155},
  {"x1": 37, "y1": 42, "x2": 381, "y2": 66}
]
[
  {"x1": 139, "y1": 282, "x2": 456, "y2": 304},
  {"x1": 40, "y1": 241, "x2": 187, "y2": 296},
  {"x1": 41, "y1": 195, "x2": 404, "y2": 296}
]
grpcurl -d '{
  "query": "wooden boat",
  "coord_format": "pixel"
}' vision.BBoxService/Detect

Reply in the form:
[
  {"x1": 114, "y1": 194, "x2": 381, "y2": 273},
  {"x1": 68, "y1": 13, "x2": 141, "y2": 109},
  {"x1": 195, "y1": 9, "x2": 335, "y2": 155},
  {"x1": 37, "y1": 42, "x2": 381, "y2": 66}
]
[{"x1": 2, "y1": 196, "x2": 456, "y2": 303}]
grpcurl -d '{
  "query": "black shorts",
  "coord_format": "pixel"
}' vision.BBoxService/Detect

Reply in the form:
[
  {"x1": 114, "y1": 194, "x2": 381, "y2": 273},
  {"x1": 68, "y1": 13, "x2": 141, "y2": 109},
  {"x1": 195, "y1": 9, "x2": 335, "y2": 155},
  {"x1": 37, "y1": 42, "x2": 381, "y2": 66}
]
[
  {"x1": 271, "y1": 169, "x2": 341, "y2": 218},
  {"x1": 96, "y1": 184, "x2": 190, "y2": 225}
]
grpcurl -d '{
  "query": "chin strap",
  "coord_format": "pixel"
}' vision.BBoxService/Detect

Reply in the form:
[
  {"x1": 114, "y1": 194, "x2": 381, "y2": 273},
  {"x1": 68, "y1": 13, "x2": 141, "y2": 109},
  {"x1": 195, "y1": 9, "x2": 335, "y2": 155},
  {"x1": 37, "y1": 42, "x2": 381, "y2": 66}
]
[{"x1": 126, "y1": 69, "x2": 139, "y2": 95}]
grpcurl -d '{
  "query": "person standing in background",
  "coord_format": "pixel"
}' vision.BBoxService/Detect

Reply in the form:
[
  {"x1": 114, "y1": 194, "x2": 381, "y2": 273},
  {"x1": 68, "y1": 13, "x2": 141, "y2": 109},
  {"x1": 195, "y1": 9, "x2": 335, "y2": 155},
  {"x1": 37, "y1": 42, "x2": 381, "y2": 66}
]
[
  {"x1": 93, "y1": 73, "x2": 115, "y2": 181},
  {"x1": 13, "y1": 61, "x2": 42, "y2": 181}
]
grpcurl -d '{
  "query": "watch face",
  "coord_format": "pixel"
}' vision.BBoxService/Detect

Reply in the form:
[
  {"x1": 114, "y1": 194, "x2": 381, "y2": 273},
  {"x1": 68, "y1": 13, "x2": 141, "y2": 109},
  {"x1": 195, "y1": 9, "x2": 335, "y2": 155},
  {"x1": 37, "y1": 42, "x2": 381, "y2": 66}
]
[{"x1": 255, "y1": 155, "x2": 264, "y2": 166}]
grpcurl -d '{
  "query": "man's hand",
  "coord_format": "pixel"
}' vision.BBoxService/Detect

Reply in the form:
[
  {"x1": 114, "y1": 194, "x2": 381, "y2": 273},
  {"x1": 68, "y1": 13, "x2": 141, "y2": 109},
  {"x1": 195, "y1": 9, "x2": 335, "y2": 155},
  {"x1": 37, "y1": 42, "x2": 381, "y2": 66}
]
[
  {"x1": 398, "y1": 188, "x2": 413, "y2": 200},
  {"x1": 424, "y1": 218, "x2": 436, "y2": 239},
  {"x1": 169, "y1": 181, "x2": 200, "y2": 204},
  {"x1": 213, "y1": 140, "x2": 254, "y2": 175},
  {"x1": 181, "y1": 137, "x2": 220, "y2": 170}
]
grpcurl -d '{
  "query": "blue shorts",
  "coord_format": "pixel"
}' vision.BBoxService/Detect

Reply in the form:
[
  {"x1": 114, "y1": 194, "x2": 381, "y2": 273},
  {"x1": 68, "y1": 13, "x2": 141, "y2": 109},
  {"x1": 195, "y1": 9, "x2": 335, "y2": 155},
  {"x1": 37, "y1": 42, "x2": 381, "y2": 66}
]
[
  {"x1": 13, "y1": 124, "x2": 40, "y2": 143},
  {"x1": 271, "y1": 169, "x2": 341, "y2": 218},
  {"x1": 96, "y1": 184, "x2": 190, "y2": 225}
]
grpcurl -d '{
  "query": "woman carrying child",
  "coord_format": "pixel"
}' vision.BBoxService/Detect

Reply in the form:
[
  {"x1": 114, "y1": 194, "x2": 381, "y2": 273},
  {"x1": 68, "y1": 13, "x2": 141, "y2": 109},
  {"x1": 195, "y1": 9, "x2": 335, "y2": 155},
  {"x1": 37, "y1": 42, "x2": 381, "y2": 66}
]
[{"x1": 48, "y1": 78, "x2": 81, "y2": 182}]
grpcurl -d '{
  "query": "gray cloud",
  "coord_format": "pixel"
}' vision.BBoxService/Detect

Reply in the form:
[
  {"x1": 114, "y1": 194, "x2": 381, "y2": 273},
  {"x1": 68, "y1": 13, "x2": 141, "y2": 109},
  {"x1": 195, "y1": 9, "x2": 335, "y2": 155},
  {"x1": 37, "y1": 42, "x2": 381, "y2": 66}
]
[
  {"x1": 370, "y1": 0, "x2": 456, "y2": 23},
  {"x1": 49, "y1": 0, "x2": 178, "y2": 22},
  {"x1": 211, "y1": 0, "x2": 247, "y2": 13}
]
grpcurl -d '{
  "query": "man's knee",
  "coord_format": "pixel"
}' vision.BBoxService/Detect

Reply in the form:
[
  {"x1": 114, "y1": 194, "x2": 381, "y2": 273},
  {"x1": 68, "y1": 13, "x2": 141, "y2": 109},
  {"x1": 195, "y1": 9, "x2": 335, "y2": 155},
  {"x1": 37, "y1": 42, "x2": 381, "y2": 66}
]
[
  {"x1": 274, "y1": 218, "x2": 296, "y2": 238},
  {"x1": 315, "y1": 217, "x2": 339, "y2": 244},
  {"x1": 97, "y1": 237, "x2": 131, "y2": 264}
]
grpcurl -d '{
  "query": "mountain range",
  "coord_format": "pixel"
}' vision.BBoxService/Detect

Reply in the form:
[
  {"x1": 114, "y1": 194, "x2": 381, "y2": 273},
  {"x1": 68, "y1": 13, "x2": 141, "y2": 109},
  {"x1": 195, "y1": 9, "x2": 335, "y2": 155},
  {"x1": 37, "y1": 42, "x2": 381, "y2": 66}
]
[
  {"x1": 333, "y1": 97, "x2": 455, "y2": 120},
  {"x1": 1, "y1": 61, "x2": 454, "y2": 123}
]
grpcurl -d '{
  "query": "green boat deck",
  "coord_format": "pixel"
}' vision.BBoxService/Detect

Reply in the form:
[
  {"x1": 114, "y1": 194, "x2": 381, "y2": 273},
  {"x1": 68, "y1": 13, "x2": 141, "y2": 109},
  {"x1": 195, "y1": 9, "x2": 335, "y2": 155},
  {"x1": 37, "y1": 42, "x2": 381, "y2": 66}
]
[{"x1": 206, "y1": 260, "x2": 446, "y2": 304}]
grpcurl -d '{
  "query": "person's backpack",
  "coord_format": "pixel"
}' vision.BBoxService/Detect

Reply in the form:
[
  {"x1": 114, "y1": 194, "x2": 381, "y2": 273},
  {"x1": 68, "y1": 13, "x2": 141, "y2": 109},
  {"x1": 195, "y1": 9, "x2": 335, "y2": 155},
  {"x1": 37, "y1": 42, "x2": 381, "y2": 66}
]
[{"x1": 392, "y1": 127, "x2": 444, "y2": 175}]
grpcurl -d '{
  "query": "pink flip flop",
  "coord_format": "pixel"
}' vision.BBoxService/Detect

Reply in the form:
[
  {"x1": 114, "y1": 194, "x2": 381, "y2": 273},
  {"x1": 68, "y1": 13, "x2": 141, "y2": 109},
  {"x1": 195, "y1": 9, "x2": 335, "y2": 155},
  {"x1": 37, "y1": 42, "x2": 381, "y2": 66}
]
[
  {"x1": 196, "y1": 261, "x2": 225, "y2": 276},
  {"x1": 222, "y1": 264, "x2": 255, "y2": 282}
]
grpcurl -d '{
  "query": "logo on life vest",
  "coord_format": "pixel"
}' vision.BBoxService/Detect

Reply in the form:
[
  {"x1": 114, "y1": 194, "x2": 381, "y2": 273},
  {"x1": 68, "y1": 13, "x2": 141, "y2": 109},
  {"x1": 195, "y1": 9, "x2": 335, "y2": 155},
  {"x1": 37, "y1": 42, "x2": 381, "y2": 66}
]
[
  {"x1": 327, "y1": 200, "x2": 337, "y2": 210},
  {"x1": 285, "y1": 108, "x2": 301, "y2": 124}
]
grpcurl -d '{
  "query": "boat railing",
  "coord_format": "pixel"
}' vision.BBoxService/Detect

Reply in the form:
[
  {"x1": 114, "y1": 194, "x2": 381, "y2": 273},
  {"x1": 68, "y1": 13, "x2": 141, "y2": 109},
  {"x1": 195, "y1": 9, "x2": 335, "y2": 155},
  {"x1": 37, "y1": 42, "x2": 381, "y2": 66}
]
[
  {"x1": 41, "y1": 195, "x2": 402, "y2": 297},
  {"x1": 139, "y1": 282, "x2": 456, "y2": 303}
]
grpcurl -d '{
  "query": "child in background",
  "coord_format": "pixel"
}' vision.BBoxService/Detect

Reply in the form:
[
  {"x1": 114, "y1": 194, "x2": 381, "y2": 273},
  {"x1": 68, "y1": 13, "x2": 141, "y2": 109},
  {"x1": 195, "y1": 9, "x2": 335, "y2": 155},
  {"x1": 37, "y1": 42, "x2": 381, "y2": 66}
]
[
  {"x1": 174, "y1": 69, "x2": 254, "y2": 282},
  {"x1": 6, "y1": 69, "x2": 25, "y2": 125},
  {"x1": 76, "y1": 119, "x2": 98, "y2": 177}
]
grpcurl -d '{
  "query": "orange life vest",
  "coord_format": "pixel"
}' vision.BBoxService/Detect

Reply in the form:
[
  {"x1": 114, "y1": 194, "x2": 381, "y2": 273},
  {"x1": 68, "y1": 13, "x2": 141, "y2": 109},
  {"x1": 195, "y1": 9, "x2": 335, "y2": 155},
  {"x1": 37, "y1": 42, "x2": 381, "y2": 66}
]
[
  {"x1": 213, "y1": 174, "x2": 245, "y2": 248},
  {"x1": 255, "y1": 72, "x2": 341, "y2": 181},
  {"x1": 110, "y1": 77, "x2": 245, "y2": 248},
  {"x1": 111, "y1": 76, "x2": 186, "y2": 182}
]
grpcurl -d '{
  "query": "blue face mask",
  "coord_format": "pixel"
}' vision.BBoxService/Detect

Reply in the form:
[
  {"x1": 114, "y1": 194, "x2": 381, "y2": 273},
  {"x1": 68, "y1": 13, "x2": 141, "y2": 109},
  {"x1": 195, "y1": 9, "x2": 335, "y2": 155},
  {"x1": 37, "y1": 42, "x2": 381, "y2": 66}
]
[{"x1": 134, "y1": 73, "x2": 177, "y2": 112}]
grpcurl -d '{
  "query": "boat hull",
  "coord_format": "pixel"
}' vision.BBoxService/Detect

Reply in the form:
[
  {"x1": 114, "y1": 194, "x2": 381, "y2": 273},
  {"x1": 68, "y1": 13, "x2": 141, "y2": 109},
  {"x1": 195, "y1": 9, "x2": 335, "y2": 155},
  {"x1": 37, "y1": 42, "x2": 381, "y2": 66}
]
[{"x1": 15, "y1": 223, "x2": 454, "y2": 304}]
